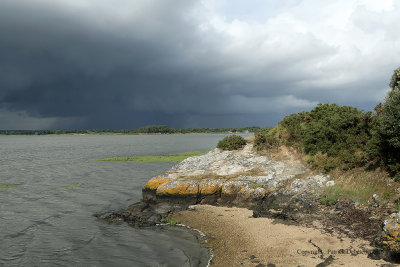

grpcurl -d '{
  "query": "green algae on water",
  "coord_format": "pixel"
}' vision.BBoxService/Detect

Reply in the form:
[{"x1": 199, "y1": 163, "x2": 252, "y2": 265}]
[
  {"x1": 95, "y1": 151, "x2": 205, "y2": 162},
  {"x1": 66, "y1": 183, "x2": 82, "y2": 190},
  {"x1": 160, "y1": 216, "x2": 181, "y2": 226},
  {"x1": 0, "y1": 184, "x2": 20, "y2": 189}
]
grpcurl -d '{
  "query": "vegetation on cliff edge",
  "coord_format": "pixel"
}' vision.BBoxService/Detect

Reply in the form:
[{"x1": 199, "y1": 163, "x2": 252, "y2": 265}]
[
  {"x1": 249, "y1": 66, "x2": 400, "y2": 205},
  {"x1": 254, "y1": 67, "x2": 400, "y2": 182}
]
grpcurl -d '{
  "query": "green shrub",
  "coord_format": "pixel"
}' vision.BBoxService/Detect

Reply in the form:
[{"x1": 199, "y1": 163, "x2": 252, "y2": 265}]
[
  {"x1": 319, "y1": 195, "x2": 338, "y2": 206},
  {"x1": 254, "y1": 128, "x2": 278, "y2": 149},
  {"x1": 389, "y1": 66, "x2": 400, "y2": 91},
  {"x1": 300, "y1": 104, "x2": 371, "y2": 159},
  {"x1": 378, "y1": 67, "x2": 400, "y2": 178},
  {"x1": 254, "y1": 67, "x2": 400, "y2": 178},
  {"x1": 307, "y1": 157, "x2": 317, "y2": 168},
  {"x1": 279, "y1": 112, "x2": 307, "y2": 146},
  {"x1": 217, "y1": 135, "x2": 247, "y2": 150},
  {"x1": 381, "y1": 88, "x2": 400, "y2": 149},
  {"x1": 323, "y1": 160, "x2": 337, "y2": 174},
  {"x1": 254, "y1": 131, "x2": 266, "y2": 147},
  {"x1": 273, "y1": 103, "x2": 375, "y2": 172}
]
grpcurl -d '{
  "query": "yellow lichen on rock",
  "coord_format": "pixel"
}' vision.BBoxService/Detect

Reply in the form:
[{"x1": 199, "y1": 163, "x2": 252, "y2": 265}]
[
  {"x1": 143, "y1": 177, "x2": 169, "y2": 190},
  {"x1": 222, "y1": 182, "x2": 247, "y2": 195},
  {"x1": 199, "y1": 179, "x2": 223, "y2": 195},
  {"x1": 376, "y1": 213, "x2": 400, "y2": 255},
  {"x1": 156, "y1": 180, "x2": 199, "y2": 196}
]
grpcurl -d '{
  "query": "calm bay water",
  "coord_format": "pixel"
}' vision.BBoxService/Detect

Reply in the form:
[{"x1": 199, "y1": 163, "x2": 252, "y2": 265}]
[{"x1": 0, "y1": 134, "x2": 234, "y2": 267}]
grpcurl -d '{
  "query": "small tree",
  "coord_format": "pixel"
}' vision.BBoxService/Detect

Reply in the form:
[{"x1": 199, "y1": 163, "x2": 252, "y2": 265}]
[
  {"x1": 380, "y1": 66, "x2": 400, "y2": 179},
  {"x1": 381, "y1": 88, "x2": 400, "y2": 148},
  {"x1": 389, "y1": 66, "x2": 400, "y2": 91}
]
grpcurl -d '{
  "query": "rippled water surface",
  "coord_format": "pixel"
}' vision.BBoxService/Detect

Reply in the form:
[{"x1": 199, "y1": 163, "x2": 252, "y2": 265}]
[{"x1": 0, "y1": 134, "x2": 234, "y2": 267}]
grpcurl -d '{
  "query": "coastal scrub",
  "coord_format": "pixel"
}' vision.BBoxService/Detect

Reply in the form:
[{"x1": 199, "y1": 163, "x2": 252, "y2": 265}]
[{"x1": 217, "y1": 135, "x2": 247, "y2": 150}]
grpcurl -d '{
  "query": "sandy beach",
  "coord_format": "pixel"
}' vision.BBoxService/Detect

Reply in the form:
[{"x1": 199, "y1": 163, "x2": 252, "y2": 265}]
[{"x1": 174, "y1": 205, "x2": 391, "y2": 267}]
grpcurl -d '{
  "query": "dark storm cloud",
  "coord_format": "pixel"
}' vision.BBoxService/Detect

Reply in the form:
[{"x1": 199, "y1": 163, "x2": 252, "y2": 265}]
[
  {"x1": 0, "y1": 0, "x2": 398, "y2": 129},
  {"x1": 0, "y1": 0, "x2": 220, "y2": 128}
]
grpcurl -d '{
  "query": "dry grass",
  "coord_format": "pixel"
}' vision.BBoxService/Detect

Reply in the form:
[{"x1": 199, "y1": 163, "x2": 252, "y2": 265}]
[
  {"x1": 234, "y1": 166, "x2": 266, "y2": 177},
  {"x1": 257, "y1": 145, "x2": 399, "y2": 205},
  {"x1": 324, "y1": 168, "x2": 399, "y2": 204},
  {"x1": 256, "y1": 145, "x2": 308, "y2": 167},
  {"x1": 245, "y1": 135, "x2": 255, "y2": 143}
]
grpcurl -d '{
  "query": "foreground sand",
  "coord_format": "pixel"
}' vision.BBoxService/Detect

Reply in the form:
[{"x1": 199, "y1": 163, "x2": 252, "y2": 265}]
[{"x1": 174, "y1": 205, "x2": 391, "y2": 267}]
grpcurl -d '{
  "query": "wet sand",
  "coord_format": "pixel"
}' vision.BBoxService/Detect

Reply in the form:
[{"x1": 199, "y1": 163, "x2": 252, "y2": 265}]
[{"x1": 174, "y1": 205, "x2": 390, "y2": 267}]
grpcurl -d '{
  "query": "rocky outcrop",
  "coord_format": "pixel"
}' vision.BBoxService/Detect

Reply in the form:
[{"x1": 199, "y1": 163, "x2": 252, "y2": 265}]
[
  {"x1": 97, "y1": 143, "x2": 400, "y2": 264},
  {"x1": 97, "y1": 201, "x2": 188, "y2": 227},
  {"x1": 100, "y1": 143, "x2": 336, "y2": 227},
  {"x1": 143, "y1": 144, "x2": 333, "y2": 206},
  {"x1": 373, "y1": 212, "x2": 400, "y2": 261}
]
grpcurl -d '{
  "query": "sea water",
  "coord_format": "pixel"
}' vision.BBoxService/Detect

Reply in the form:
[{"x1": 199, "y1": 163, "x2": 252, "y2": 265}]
[{"x1": 0, "y1": 134, "x2": 236, "y2": 267}]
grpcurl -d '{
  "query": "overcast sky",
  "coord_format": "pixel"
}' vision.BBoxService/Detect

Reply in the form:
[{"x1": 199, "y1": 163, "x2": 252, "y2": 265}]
[{"x1": 0, "y1": 0, "x2": 399, "y2": 130}]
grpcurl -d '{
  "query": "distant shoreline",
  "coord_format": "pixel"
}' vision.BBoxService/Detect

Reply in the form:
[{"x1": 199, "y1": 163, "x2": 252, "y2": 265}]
[
  {"x1": 0, "y1": 132, "x2": 255, "y2": 136},
  {"x1": 0, "y1": 126, "x2": 260, "y2": 136}
]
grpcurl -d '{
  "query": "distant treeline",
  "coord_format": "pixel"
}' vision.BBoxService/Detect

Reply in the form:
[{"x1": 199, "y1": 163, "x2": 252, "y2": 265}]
[{"x1": 0, "y1": 125, "x2": 261, "y2": 135}]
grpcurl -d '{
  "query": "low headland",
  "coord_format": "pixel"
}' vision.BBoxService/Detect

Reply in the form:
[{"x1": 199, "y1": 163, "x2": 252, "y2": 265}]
[
  {"x1": 99, "y1": 68, "x2": 400, "y2": 266},
  {"x1": 100, "y1": 137, "x2": 397, "y2": 266}
]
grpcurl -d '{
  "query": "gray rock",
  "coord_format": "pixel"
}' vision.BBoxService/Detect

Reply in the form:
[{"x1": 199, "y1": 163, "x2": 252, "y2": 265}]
[
  {"x1": 288, "y1": 174, "x2": 330, "y2": 193},
  {"x1": 144, "y1": 143, "x2": 335, "y2": 206},
  {"x1": 168, "y1": 144, "x2": 306, "y2": 183},
  {"x1": 326, "y1": 180, "x2": 335, "y2": 187}
]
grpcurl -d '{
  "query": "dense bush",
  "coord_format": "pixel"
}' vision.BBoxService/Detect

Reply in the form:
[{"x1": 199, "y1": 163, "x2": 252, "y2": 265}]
[
  {"x1": 255, "y1": 67, "x2": 400, "y2": 178},
  {"x1": 389, "y1": 67, "x2": 400, "y2": 91},
  {"x1": 301, "y1": 104, "x2": 373, "y2": 158},
  {"x1": 381, "y1": 89, "x2": 400, "y2": 149},
  {"x1": 254, "y1": 128, "x2": 278, "y2": 149},
  {"x1": 279, "y1": 112, "x2": 308, "y2": 146},
  {"x1": 255, "y1": 103, "x2": 377, "y2": 172},
  {"x1": 217, "y1": 135, "x2": 247, "y2": 150},
  {"x1": 379, "y1": 67, "x2": 400, "y2": 180}
]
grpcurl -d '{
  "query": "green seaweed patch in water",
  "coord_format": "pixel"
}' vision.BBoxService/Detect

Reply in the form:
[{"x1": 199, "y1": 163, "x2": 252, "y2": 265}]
[
  {"x1": 161, "y1": 216, "x2": 181, "y2": 226},
  {"x1": 66, "y1": 183, "x2": 82, "y2": 190},
  {"x1": 95, "y1": 152, "x2": 205, "y2": 162},
  {"x1": 0, "y1": 184, "x2": 20, "y2": 189}
]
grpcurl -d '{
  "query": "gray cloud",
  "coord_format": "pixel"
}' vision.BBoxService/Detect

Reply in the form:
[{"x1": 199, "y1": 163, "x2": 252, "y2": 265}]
[{"x1": 0, "y1": 0, "x2": 399, "y2": 129}]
